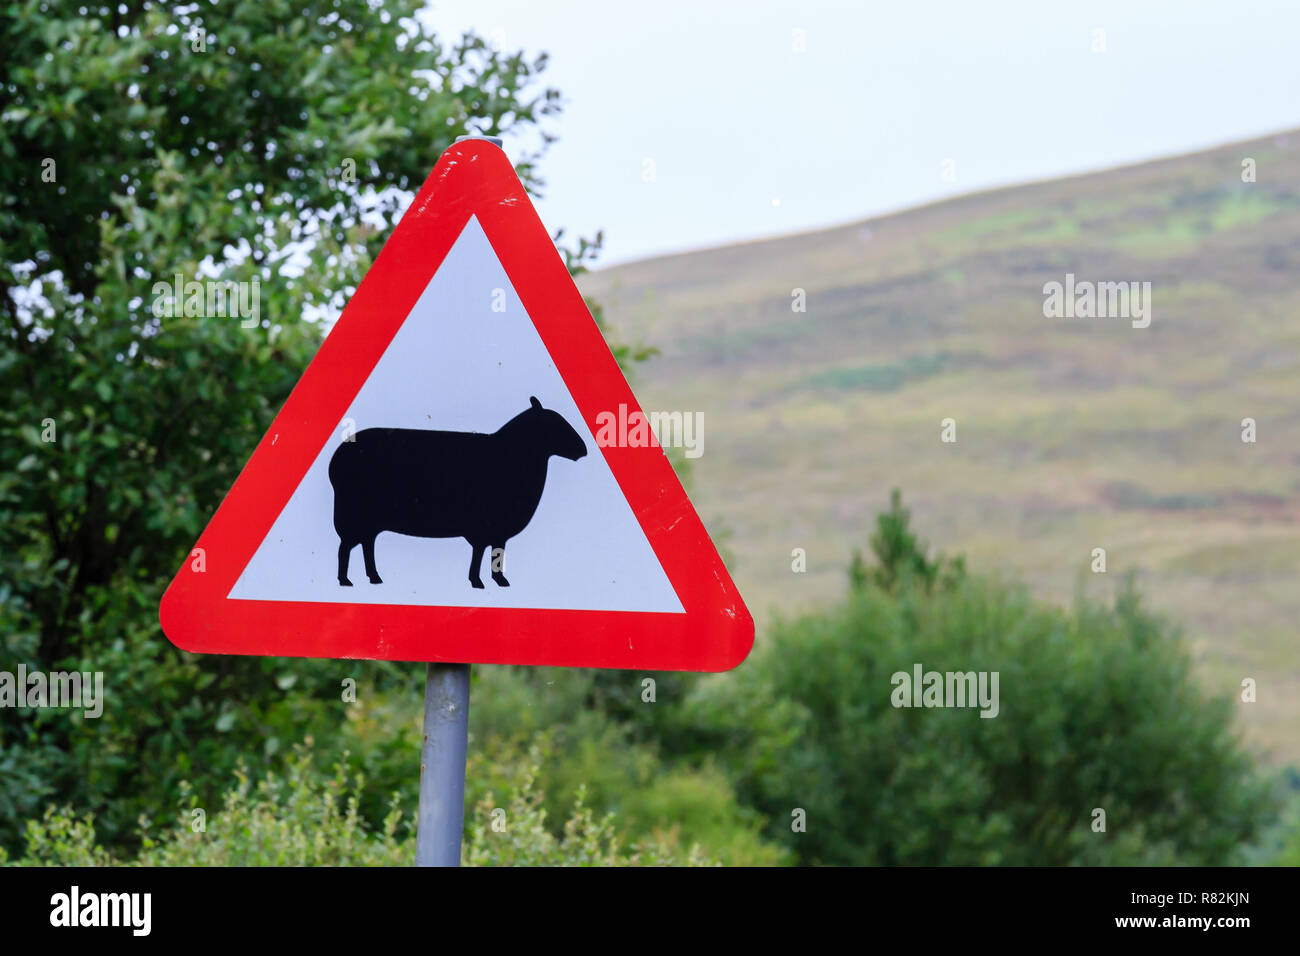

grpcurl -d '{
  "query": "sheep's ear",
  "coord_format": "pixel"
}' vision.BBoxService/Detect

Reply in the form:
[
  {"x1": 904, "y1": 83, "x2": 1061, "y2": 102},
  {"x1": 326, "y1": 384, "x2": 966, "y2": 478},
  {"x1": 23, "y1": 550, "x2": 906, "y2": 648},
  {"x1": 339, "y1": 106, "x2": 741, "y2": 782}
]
[{"x1": 530, "y1": 396, "x2": 542, "y2": 410}]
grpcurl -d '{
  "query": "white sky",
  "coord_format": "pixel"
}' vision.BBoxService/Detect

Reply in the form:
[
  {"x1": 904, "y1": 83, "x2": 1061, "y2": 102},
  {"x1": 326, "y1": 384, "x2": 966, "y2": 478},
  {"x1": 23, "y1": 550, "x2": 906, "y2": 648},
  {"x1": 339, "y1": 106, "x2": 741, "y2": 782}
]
[{"x1": 424, "y1": 0, "x2": 1300, "y2": 266}]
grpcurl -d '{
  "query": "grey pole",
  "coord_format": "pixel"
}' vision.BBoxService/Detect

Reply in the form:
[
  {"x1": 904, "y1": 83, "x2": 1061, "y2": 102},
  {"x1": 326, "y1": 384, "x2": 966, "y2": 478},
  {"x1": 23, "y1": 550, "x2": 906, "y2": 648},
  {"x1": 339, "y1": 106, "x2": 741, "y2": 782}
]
[{"x1": 415, "y1": 662, "x2": 471, "y2": 866}]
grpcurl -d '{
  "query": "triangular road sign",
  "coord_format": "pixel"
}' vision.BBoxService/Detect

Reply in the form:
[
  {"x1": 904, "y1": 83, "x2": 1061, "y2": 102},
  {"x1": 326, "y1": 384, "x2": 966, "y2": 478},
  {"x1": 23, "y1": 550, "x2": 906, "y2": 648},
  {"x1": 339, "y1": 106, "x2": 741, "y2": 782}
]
[{"x1": 160, "y1": 138, "x2": 752, "y2": 671}]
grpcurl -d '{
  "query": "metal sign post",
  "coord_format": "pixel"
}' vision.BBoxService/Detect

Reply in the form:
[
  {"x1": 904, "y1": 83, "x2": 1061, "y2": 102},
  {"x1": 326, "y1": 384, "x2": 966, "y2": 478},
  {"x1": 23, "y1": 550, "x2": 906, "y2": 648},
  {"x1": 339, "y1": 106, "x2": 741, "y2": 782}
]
[{"x1": 415, "y1": 661, "x2": 471, "y2": 866}]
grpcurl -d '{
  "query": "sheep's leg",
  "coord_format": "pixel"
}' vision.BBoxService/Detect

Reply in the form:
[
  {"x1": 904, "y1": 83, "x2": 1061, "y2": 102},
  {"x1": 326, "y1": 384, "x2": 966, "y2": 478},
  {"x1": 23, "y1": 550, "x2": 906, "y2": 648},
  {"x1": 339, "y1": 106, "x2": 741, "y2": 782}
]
[
  {"x1": 490, "y1": 543, "x2": 510, "y2": 587},
  {"x1": 337, "y1": 539, "x2": 355, "y2": 586},
  {"x1": 468, "y1": 541, "x2": 486, "y2": 589},
  {"x1": 362, "y1": 535, "x2": 382, "y2": 584}
]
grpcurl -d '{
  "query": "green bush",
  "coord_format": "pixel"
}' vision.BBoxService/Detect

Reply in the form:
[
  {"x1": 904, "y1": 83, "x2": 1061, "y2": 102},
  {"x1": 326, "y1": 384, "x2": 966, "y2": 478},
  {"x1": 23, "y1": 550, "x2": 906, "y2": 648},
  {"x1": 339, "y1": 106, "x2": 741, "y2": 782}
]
[
  {"x1": 7, "y1": 742, "x2": 717, "y2": 867},
  {"x1": 679, "y1": 519, "x2": 1274, "y2": 864},
  {"x1": 466, "y1": 668, "x2": 789, "y2": 865},
  {"x1": 463, "y1": 750, "x2": 717, "y2": 867},
  {"x1": 1250, "y1": 775, "x2": 1300, "y2": 865}
]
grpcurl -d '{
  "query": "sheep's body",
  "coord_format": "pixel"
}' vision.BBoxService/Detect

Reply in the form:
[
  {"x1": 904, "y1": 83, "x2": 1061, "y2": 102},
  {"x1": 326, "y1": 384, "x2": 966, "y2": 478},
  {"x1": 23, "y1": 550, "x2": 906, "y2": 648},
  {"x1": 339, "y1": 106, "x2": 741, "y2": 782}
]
[{"x1": 328, "y1": 398, "x2": 586, "y2": 588}]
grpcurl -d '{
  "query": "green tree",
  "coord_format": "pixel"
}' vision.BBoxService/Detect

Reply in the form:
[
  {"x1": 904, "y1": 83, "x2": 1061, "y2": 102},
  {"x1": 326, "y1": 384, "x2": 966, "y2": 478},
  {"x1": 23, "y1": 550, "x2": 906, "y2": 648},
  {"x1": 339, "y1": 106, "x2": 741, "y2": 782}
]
[
  {"x1": 684, "y1": 498, "x2": 1274, "y2": 865},
  {"x1": 0, "y1": 0, "x2": 604, "y2": 852},
  {"x1": 850, "y1": 488, "x2": 964, "y2": 594}
]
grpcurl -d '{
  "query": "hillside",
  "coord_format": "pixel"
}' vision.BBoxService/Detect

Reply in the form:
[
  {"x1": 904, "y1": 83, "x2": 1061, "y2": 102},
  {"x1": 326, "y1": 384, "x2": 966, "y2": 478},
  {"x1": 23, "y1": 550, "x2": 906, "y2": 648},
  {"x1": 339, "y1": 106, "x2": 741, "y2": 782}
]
[{"x1": 579, "y1": 130, "x2": 1300, "y2": 763}]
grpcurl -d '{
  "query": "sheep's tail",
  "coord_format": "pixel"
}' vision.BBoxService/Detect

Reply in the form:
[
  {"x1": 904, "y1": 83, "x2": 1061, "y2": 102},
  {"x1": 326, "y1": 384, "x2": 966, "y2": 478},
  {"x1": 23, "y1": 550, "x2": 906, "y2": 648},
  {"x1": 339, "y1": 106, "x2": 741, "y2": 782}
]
[{"x1": 328, "y1": 439, "x2": 360, "y2": 489}]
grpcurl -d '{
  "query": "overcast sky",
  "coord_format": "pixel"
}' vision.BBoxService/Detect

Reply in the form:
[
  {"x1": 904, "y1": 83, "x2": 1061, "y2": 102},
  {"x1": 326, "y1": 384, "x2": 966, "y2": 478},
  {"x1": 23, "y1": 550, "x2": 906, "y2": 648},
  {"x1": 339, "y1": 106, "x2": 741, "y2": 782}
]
[{"x1": 424, "y1": 0, "x2": 1300, "y2": 266}]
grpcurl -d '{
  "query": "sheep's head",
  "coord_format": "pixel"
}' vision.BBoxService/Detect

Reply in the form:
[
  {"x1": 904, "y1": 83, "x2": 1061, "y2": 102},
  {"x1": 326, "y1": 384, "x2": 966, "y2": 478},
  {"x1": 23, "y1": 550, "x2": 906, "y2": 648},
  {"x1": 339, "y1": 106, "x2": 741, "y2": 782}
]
[{"x1": 525, "y1": 396, "x2": 587, "y2": 462}]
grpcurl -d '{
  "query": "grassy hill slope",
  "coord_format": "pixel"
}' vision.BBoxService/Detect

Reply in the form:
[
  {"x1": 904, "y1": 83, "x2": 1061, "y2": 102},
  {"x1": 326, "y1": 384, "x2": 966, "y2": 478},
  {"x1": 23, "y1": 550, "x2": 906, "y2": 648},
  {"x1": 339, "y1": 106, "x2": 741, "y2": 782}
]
[{"x1": 580, "y1": 130, "x2": 1300, "y2": 763}]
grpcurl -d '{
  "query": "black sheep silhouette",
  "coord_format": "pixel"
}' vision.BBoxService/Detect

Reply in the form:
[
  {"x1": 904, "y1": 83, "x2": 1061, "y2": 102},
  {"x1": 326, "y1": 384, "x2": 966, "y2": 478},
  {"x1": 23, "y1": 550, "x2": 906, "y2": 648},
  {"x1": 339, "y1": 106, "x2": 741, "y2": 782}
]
[{"x1": 328, "y1": 397, "x2": 587, "y2": 589}]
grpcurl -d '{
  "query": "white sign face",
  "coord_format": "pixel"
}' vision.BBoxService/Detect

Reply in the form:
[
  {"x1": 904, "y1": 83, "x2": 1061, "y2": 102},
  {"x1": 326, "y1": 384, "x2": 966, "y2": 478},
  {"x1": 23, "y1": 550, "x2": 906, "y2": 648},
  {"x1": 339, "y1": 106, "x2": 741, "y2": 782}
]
[{"x1": 229, "y1": 216, "x2": 683, "y2": 614}]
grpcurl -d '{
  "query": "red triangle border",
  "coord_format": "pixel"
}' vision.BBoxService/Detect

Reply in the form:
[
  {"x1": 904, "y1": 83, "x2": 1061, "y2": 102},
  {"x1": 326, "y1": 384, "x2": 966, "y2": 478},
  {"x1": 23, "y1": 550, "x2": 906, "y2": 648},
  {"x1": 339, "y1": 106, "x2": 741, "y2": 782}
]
[{"x1": 159, "y1": 140, "x2": 753, "y2": 672}]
